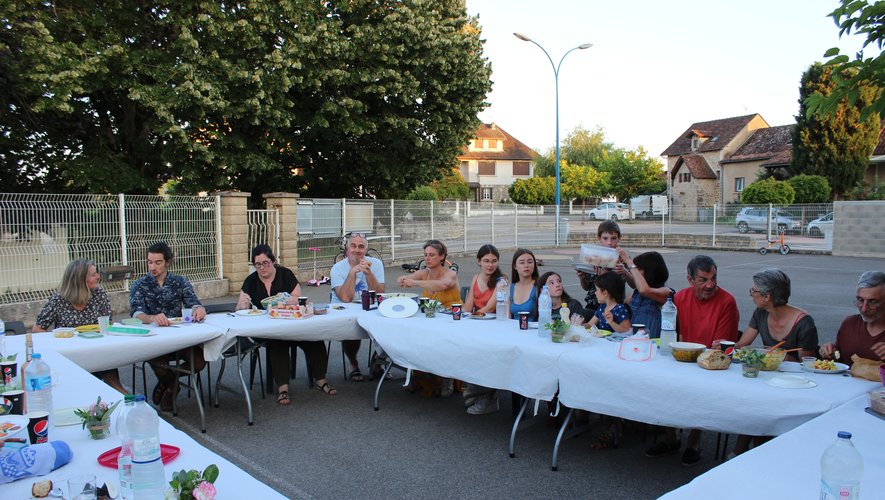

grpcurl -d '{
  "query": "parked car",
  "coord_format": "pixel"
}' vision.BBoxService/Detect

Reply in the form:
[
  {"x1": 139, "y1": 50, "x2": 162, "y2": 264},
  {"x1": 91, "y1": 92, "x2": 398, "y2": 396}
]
[
  {"x1": 735, "y1": 207, "x2": 800, "y2": 234},
  {"x1": 806, "y1": 212, "x2": 833, "y2": 238},
  {"x1": 587, "y1": 202, "x2": 631, "y2": 221}
]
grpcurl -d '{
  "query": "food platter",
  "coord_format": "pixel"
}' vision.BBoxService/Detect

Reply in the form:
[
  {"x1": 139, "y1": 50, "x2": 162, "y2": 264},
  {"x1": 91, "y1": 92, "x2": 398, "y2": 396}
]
[
  {"x1": 802, "y1": 362, "x2": 849, "y2": 374},
  {"x1": 235, "y1": 309, "x2": 268, "y2": 317}
]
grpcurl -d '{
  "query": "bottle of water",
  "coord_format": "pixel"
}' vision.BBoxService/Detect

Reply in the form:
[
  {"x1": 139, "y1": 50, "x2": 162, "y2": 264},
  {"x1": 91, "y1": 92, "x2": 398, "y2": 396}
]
[
  {"x1": 127, "y1": 395, "x2": 165, "y2": 499},
  {"x1": 24, "y1": 353, "x2": 53, "y2": 428},
  {"x1": 495, "y1": 277, "x2": 509, "y2": 320},
  {"x1": 659, "y1": 298, "x2": 677, "y2": 355},
  {"x1": 820, "y1": 431, "x2": 863, "y2": 500},
  {"x1": 116, "y1": 394, "x2": 136, "y2": 500},
  {"x1": 538, "y1": 286, "x2": 552, "y2": 338}
]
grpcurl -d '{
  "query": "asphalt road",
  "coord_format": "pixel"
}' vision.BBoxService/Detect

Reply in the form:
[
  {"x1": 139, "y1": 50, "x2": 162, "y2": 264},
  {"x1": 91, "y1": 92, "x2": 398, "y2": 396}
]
[{"x1": 127, "y1": 247, "x2": 881, "y2": 499}]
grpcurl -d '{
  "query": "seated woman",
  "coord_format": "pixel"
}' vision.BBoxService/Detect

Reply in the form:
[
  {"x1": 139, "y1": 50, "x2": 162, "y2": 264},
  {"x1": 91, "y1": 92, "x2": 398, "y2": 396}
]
[
  {"x1": 586, "y1": 272, "x2": 632, "y2": 333},
  {"x1": 510, "y1": 248, "x2": 539, "y2": 321},
  {"x1": 237, "y1": 244, "x2": 336, "y2": 406},
  {"x1": 33, "y1": 259, "x2": 126, "y2": 393},
  {"x1": 617, "y1": 249, "x2": 673, "y2": 338},
  {"x1": 534, "y1": 271, "x2": 589, "y2": 323},
  {"x1": 397, "y1": 239, "x2": 460, "y2": 307},
  {"x1": 463, "y1": 244, "x2": 502, "y2": 315}
]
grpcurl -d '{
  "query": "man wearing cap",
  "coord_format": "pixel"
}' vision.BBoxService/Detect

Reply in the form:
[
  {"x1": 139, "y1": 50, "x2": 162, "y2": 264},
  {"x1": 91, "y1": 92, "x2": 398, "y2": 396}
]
[{"x1": 330, "y1": 232, "x2": 385, "y2": 381}]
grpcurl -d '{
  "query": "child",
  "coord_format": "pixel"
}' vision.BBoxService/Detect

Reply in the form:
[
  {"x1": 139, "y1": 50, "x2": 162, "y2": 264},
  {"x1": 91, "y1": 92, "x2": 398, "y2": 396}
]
[{"x1": 587, "y1": 272, "x2": 632, "y2": 333}]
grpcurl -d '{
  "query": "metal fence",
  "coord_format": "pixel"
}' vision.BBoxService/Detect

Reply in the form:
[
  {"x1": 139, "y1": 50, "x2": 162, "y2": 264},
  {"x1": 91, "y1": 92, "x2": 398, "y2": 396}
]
[{"x1": 0, "y1": 193, "x2": 221, "y2": 304}]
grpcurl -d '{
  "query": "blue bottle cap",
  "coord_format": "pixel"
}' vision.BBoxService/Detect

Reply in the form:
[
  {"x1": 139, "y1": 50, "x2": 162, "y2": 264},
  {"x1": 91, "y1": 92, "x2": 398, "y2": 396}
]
[{"x1": 837, "y1": 431, "x2": 852, "y2": 439}]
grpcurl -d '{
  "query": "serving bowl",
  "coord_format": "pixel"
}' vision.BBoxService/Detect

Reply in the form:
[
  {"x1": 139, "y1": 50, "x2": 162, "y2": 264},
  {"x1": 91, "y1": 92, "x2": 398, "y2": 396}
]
[{"x1": 669, "y1": 342, "x2": 706, "y2": 362}]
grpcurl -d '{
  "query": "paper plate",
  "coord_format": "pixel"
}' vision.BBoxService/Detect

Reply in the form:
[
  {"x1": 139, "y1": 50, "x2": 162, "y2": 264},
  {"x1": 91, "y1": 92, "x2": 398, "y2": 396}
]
[
  {"x1": 765, "y1": 375, "x2": 817, "y2": 389},
  {"x1": 378, "y1": 297, "x2": 419, "y2": 319},
  {"x1": 98, "y1": 444, "x2": 180, "y2": 468}
]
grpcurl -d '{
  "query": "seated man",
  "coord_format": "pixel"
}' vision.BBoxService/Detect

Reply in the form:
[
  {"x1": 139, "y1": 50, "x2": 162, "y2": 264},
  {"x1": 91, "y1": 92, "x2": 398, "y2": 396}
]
[
  {"x1": 130, "y1": 241, "x2": 206, "y2": 411},
  {"x1": 330, "y1": 232, "x2": 384, "y2": 381},
  {"x1": 821, "y1": 271, "x2": 885, "y2": 365},
  {"x1": 645, "y1": 255, "x2": 739, "y2": 466}
]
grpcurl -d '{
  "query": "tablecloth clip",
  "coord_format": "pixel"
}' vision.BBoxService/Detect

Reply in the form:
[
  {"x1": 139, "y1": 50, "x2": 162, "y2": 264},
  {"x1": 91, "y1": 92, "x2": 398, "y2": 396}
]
[{"x1": 403, "y1": 368, "x2": 412, "y2": 388}]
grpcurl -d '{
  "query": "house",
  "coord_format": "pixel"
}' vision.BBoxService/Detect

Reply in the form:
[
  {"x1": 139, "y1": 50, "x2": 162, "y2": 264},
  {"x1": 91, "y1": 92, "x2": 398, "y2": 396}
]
[{"x1": 458, "y1": 123, "x2": 539, "y2": 202}]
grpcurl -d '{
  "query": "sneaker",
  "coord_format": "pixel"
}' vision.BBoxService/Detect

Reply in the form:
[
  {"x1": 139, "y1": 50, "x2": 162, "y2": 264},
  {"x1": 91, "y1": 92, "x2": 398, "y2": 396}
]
[
  {"x1": 439, "y1": 378, "x2": 454, "y2": 398},
  {"x1": 681, "y1": 447, "x2": 702, "y2": 466},
  {"x1": 645, "y1": 440, "x2": 681, "y2": 458},
  {"x1": 467, "y1": 394, "x2": 499, "y2": 415}
]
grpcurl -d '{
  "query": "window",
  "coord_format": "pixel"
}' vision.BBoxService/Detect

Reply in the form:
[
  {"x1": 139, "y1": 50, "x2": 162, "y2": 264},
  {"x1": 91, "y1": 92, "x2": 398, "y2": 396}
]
[
  {"x1": 478, "y1": 161, "x2": 495, "y2": 175},
  {"x1": 481, "y1": 187, "x2": 492, "y2": 201},
  {"x1": 735, "y1": 177, "x2": 745, "y2": 192},
  {"x1": 512, "y1": 161, "x2": 530, "y2": 176}
]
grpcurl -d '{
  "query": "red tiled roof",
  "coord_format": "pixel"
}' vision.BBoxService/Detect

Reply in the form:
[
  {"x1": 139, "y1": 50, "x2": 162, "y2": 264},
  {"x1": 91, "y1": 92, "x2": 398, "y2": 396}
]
[
  {"x1": 721, "y1": 125, "x2": 794, "y2": 164},
  {"x1": 671, "y1": 155, "x2": 717, "y2": 180},
  {"x1": 458, "y1": 123, "x2": 540, "y2": 161},
  {"x1": 661, "y1": 114, "x2": 766, "y2": 156}
]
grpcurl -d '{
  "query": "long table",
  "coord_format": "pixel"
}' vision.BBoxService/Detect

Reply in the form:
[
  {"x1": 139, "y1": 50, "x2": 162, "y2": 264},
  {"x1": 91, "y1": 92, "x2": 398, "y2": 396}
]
[
  {"x1": 660, "y1": 393, "x2": 885, "y2": 499},
  {"x1": 1, "y1": 350, "x2": 285, "y2": 499}
]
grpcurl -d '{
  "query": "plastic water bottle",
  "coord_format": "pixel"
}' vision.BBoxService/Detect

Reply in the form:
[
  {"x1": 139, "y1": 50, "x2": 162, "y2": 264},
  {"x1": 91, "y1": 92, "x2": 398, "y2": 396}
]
[
  {"x1": 116, "y1": 395, "x2": 136, "y2": 500},
  {"x1": 820, "y1": 431, "x2": 863, "y2": 499},
  {"x1": 538, "y1": 286, "x2": 552, "y2": 338},
  {"x1": 495, "y1": 277, "x2": 509, "y2": 320},
  {"x1": 24, "y1": 353, "x2": 53, "y2": 428},
  {"x1": 660, "y1": 298, "x2": 677, "y2": 355},
  {"x1": 126, "y1": 395, "x2": 165, "y2": 499}
]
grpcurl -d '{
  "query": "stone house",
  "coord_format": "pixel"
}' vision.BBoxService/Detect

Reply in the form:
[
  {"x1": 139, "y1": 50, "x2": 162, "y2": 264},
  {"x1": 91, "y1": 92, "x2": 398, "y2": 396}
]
[{"x1": 458, "y1": 123, "x2": 539, "y2": 202}]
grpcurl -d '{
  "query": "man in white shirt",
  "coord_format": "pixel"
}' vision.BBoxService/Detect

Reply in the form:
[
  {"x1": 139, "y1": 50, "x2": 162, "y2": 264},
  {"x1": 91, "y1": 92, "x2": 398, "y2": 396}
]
[{"x1": 330, "y1": 232, "x2": 385, "y2": 381}]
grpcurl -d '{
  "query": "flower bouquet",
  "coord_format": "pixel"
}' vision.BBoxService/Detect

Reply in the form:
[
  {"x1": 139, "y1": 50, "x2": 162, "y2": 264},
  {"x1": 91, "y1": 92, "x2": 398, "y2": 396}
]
[
  {"x1": 168, "y1": 464, "x2": 219, "y2": 500},
  {"x1": 74, "y1": 396, "x2": 120, "y2": 439}
]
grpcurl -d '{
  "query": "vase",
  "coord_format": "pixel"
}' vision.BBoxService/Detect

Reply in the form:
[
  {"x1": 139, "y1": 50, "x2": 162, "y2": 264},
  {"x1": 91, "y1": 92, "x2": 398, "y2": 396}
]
[
  {"x1": 87, "y1": 421, "x2": 111, "y2": 440},
  {"x1": 742, "y1": 362, "x2": 760, "y2": 378}
]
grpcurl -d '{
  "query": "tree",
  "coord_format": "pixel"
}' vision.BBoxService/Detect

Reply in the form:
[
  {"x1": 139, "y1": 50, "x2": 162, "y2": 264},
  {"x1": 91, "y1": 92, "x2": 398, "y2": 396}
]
[
  {"x1": 1, "y1": 0, "x2": 492, "y2": 201},
  {"x1": 533, "y1": 126, "x2": 613, "y2": 177},
  {"x1": 791, "y1": 62, "x2": 880, "y2": 198},
  {"x1": 787, "y1": 174, "x2": 831, "y2": 203},
  {"x1": 599, "y1": 147, "x2": 666, "y2": 201},
  {"x1": 805, "y1": 0, "x2": 885, "y2": 122},
  {"x1": 508, "y1": 176, "x2": 554, "y2": 205},
  {"x1": 740, "y1": 178, "x2": 796, "y2": 205}
]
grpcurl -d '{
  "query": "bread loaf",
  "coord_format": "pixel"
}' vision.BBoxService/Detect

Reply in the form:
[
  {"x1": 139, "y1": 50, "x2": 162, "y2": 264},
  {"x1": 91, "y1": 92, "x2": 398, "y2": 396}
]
[
  {"x1": 850, "y1": 354, "x2": 884, "y2": 381},
  {"x1": 697, "y1": 350, "x2": 731, "y2": 370}
]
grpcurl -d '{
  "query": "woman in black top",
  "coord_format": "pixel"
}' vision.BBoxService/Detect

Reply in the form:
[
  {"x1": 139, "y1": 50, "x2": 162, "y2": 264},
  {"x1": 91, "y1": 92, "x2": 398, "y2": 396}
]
[{"x1": 236, "y1": 245, "x2": 336, "y2": 405}]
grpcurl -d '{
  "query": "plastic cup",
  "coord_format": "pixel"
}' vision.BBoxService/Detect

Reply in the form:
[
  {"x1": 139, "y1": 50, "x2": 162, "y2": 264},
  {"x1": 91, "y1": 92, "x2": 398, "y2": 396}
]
[{"x1": 98, "y1": 315, "x2": 110, "y2": 334}]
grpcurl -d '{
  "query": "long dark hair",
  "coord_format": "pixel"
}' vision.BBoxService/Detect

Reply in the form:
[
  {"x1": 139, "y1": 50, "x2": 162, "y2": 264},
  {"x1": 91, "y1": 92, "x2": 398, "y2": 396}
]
[
  {"x1": 476, "y1": 244, "x2": 503, "y2": 290},
  {"x1": 595, "y1": 272, "x2": 626, "y2": 304},
  {"x1": 511, "y1": 248, "x2": 539, "y2": 283}
]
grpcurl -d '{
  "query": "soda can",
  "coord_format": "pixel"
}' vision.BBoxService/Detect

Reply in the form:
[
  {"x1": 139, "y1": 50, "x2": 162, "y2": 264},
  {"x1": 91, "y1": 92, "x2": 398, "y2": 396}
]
[
  {"x1": 361, "y1": 290, "x2": 371, "y2": 311},
  {"x1": 1, "y1": 390, "x2": 24, "y2": 415},
  {"x1": 298, "y1": 296, "x2": 308, "y2": 306},
  {"x1": 368, "y1": 290, "x2": 377, "y2": 306},
  {"x1": 27, "y1": 411, "x2": 50, "y2": 444},
  {"x1": 452, "y1": 303, "x2": 462, "y2": 320},
  {"x1": 518, "y1": 312, "x2": 529, "y2": 330}
]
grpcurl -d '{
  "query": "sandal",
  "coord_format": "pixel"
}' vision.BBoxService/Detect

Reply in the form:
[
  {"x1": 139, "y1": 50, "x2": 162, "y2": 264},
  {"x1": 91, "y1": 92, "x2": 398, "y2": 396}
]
[
  {"x1": 591, "y1": 430, "x2": 619, "y2": 450},
  {"x1": 277, "y1": 391, "x2": 291, "y2": 406},
  {"x1": 316, "y1": 382, "x2": 337, "y2": 396},
  {"x1": 348, "y1": 369, "x2": 365, "y2": 382}
]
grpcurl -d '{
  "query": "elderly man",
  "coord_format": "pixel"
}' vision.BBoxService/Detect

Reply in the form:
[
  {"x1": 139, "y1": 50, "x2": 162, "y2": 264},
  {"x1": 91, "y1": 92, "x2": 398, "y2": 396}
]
[
  {"x1": 821, "y1": 271, "x2": 885, "y2": 365},
  {"x1": 330, "y1": 232, "x2": 385, "y2": 381},
  {"x1": 645, "y1": 255, "x2": 739, "y2": 466},
  {"x1": 130, "y1": 241, "x2": 206, "y2": 411}
]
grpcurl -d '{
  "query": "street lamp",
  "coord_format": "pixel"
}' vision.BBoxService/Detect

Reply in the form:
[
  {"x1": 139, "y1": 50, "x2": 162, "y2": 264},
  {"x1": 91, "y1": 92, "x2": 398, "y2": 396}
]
[{"x1": 514, "y1": 32, "x2": 592, "y2": 246}]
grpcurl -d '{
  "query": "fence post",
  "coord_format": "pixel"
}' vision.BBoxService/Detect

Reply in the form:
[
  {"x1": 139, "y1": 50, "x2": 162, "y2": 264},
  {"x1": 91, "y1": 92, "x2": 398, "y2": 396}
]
[
  {"x1": 514, "y1": 203, "x2": 518, "y2": 248},
  {"x1": 215, "y1": 195, "x2": 224, "y2": 279},
  {"x1": 118, "y1": 194, "x2": 130, "y2": 290},
  {"x1": 430, "y1": 200, "x2": 435, "y2": 240},
  {"x1": 712, "y1": 204, "x2": 718, "y2": 247},
  {"x1": 390, "y1": 199, "x2": 395, "y2": 262}
]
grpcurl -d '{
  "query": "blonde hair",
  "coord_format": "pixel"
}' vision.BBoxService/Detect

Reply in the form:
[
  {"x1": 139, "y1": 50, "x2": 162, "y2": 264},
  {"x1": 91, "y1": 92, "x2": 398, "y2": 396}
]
[{"x1": 59, "y1": 259, "x2": 96, "y2": 305}]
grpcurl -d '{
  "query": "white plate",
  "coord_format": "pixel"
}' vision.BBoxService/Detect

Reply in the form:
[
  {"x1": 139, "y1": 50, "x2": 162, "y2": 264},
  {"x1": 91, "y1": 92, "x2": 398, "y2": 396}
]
[
  {"x1": 54, "y1": 407, "x2": 85, "y2": 427},
  {"x1": 777, "y1": 361, "x2": 803, "y2": 372},
  {"x1": 235, "y1": 309, "x2": 268, "y2": 317},
  {"x1": 378, "y1": 297, "x2": 419, "y2": 319},
  {"x1": 802, "y1": 362, "x2": 849, "y2": 374},
  {"x1": 469, "y1": 313, "x2": 496, "y2": 320},
  {"x1": 0, "y1": 414, "x2": 28, "y2": 439},
  {"x1": 765, "y1": 374, "x2": 817, "y2": 389}
]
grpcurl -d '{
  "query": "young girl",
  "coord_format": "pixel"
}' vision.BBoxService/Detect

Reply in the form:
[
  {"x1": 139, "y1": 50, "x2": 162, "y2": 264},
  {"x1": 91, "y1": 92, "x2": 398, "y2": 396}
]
[
  {"x1": 510, "y1": 248, "x2": 539, "y2": 320},
  {"x1": 534, "y1": 271, "x2": 589, "y2": 323},
  {"x1": 464, "y1": 244, "x2": 503, "y2": 315},
  {"x1": 587, "y1": 272, "x2": 632, "y2": 333}
]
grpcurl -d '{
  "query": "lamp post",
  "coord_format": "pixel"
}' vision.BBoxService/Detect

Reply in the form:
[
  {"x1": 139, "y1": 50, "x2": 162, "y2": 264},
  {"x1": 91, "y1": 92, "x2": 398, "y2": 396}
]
[{"x1": 514, "y1": 33, "x2": 591, "y2": 246}]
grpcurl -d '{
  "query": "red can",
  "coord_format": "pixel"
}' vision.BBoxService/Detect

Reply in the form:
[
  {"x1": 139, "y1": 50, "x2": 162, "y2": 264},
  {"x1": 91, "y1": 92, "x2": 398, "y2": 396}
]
[{"x1": 452, "y1": 303, "x2": 462, "y2": 320}]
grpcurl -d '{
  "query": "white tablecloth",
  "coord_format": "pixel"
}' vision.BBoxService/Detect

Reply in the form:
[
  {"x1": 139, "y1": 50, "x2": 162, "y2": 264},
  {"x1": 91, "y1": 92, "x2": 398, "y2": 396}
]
[
  {"x1": 1, "y1": 350, "x2": 284, "y2": 498},
  {"x1": 557, "y1": 341, "x2": 880, "y2": 435},
  {"x1": 4, "y1": 323, "x2": 228, "y2": 372},
  {"x1": 358, "y1": 312, "x2": 567, "y2": 401},
  {"x1": 661, "y1": 393, "x2": 885, "y2": 499}
]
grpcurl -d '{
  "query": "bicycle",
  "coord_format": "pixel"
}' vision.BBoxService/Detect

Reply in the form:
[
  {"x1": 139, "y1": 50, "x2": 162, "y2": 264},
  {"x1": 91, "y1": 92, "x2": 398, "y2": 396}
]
[
  {"x1": 331, "y1": 233, "x2": 384, "y2": 267},
  {"x1": 401, "y1": 257, "x2": 459, "y2": 273},
  {"x1": 758, "y1": 229, "x2": 790, "y2": 255}
]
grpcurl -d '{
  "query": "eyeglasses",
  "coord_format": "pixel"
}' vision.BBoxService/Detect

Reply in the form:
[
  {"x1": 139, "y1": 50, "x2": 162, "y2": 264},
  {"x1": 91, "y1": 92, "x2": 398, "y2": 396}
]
[
  {"x1": 854, "y1": 298, "x2": 881, "y2": 308},
  {"x1": 253, "y1": 260, "x2": 274, "y2": 268}
]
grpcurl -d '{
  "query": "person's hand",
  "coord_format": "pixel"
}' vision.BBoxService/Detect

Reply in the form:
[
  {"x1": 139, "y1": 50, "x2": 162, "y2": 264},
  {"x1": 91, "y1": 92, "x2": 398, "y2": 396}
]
[
  {"x1": 819, "y1": 342, "x2": 836, "y2": 359},
  {"x1": 871, "y1": 341, "x2": 885, "y2": 361},
  {"x1": 193, "y1": 306, "x2": 206, "y2": 322},
  {"x1": 154, "y1": 313, "x2": 171, "y2": 327}
]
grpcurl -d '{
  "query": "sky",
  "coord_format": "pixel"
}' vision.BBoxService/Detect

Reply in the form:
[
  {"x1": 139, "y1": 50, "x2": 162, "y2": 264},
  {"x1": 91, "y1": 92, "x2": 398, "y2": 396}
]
[{"x1": 465, "y1": 0, "x2": 877, "y2": 158}]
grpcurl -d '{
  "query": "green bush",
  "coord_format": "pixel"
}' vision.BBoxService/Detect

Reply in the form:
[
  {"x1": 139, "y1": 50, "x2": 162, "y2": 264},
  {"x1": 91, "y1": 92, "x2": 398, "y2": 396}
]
[
  {"x1": 740, "y1": 178, "x2": 795, "y2": 205},
  {"x1": 787, "y1": 175, "x2": 831, "y2": 203}
]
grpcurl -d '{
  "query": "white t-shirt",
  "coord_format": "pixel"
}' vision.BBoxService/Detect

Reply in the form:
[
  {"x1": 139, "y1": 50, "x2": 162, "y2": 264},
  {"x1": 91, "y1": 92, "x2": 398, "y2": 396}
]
[{"x1": 330, "y1": 256, "x2": 385, "y2": 303}]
